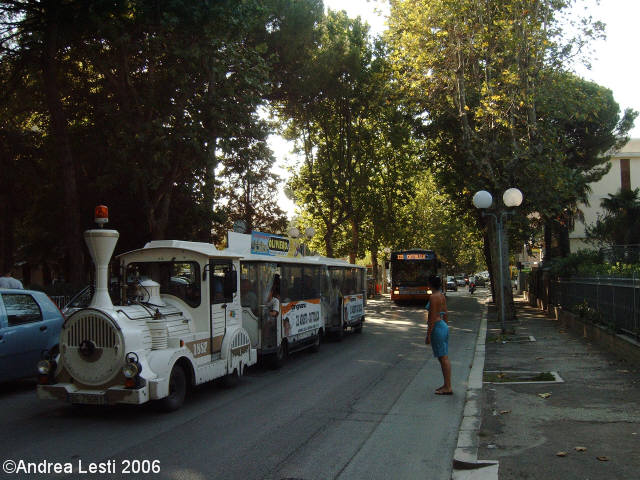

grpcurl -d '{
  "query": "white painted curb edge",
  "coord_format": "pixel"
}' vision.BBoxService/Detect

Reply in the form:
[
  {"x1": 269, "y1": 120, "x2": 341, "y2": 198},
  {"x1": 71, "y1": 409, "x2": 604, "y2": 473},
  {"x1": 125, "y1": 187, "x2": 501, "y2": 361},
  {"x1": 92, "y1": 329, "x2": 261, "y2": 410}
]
[{"x1": 451, "y1": 302, "x2": 499, "y2": 480}]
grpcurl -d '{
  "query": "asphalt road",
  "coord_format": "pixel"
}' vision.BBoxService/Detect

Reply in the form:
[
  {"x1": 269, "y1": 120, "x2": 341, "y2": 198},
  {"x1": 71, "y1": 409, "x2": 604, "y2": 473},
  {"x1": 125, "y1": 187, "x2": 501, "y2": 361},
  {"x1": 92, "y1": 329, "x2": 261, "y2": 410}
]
[{"x1": 0, "y1": 291, "x2": 486, "y2": 480}]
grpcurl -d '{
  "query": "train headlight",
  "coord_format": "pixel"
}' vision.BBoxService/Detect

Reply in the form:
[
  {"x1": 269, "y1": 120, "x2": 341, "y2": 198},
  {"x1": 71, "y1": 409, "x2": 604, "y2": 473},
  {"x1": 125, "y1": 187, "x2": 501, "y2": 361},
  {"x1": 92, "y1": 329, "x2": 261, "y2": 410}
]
[
  {"x1": 123, "y1": 352, "x2": 144, "y2": 388},
  {"x1": 37, "y1": 357, "x2": 57, "y2": 385},
  {"x1": 122, "y1": 362, "x2": 139, "y2": 379},
  {"x1": 37, "y1": 360, "x2": 51, "y2": 375}
]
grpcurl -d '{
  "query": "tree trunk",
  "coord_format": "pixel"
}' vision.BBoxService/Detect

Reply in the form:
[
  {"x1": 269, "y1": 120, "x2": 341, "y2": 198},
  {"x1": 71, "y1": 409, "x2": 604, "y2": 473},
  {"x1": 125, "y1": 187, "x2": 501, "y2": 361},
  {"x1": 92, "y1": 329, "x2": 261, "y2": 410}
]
[
  {"x1": 543, "y1": 219, "x2": 552, "y2": 261},
  {"x1": 149, "y1": 191, "x2": 172, "y2": 240},
  {"x1": 42, "y1": 4, "x2": 84, "y2": 286},
  {"x1": 371, "y1": 246, "x2": 379, "y2": 296},
  {"x1": 349, "y1": 219, "x2": 359, "y2": 264},
  {"x1": 324, "y1": 226, "x2": 334, "y2": 258}
]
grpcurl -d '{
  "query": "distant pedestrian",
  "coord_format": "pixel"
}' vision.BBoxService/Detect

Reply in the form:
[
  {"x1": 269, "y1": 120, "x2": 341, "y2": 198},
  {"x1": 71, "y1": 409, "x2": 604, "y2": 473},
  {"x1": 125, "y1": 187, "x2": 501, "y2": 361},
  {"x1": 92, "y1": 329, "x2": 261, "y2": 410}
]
[
  {"x1": 425, "y1": 275, "x2": 452, "y2": 395},
  {"x1": 0, "y1": 269, "x2": 24, "y2": 289}
]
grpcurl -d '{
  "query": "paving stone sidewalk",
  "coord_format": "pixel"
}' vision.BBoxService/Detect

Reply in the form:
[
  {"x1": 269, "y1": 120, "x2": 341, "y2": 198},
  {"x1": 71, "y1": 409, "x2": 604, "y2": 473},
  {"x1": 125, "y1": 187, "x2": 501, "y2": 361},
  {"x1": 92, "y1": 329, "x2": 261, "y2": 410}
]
[{"x1": 476, "y1": 299, "x2": 640, "y2": 479}]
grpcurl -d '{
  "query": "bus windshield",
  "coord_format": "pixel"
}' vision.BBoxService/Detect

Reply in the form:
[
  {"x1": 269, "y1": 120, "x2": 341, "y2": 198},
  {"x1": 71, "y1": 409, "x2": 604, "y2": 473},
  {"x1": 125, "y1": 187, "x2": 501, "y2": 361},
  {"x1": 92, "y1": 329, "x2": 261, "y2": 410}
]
[
  {"x1": 391, "y1": 261, "x2": 431, "y2": 286},
  {"x1": 390, "y1": 250, "x2": 438, "y2": 287}
]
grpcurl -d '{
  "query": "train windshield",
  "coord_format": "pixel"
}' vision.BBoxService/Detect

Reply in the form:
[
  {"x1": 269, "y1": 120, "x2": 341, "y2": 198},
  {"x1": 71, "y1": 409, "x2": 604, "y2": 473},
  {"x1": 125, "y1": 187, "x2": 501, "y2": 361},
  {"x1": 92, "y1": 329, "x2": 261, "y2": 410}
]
[{"x1": 126, "y1": 261, "x2": 201, "y2": 307}]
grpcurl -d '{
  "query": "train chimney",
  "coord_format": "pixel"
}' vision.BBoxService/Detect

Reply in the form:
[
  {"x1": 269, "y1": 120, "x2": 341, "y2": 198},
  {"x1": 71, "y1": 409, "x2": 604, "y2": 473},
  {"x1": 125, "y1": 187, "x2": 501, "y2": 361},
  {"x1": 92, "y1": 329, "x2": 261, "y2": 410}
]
[{"x1": 84, "y1": 206, "x2": 119, "y2": 310}]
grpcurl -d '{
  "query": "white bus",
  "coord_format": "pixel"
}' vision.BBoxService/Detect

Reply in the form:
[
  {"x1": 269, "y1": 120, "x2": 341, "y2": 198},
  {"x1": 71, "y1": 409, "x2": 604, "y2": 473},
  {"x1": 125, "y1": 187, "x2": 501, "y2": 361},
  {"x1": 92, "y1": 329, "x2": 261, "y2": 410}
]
[
  {"x1": 228, "y1": 231, "x2": 366, "y2": 367},
  {"x1": 37, "y1": 208, "x2": 256, "y2": 411}
]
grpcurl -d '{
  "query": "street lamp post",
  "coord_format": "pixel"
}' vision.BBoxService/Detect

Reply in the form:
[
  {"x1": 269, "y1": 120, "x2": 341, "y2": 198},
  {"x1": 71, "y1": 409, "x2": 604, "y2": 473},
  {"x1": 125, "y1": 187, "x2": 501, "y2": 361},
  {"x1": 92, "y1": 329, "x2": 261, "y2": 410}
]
[{"x1": 473, "y1": 188, "x2": 523, "y2": 333}]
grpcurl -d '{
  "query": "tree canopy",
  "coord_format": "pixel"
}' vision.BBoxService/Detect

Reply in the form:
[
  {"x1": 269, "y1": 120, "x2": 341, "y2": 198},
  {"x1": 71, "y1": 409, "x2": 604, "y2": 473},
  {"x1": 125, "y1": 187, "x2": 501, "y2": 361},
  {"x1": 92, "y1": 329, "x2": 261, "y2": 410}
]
[{"x1": 0, "y1": 0, "x2": 635, "y2": 298}]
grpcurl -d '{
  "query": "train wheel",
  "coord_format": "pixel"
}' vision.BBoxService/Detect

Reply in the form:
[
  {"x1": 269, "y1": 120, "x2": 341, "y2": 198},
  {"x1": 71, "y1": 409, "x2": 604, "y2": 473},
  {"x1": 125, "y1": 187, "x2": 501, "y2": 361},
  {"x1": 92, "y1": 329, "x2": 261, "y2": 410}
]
[
  {"x1": 270, "y1": 341, "x2": 287, "y2": 369},
  {"x1": 159, "y1": 364, "x2": 186, "y2": 412},
  {"x1": 310, "y1": 330, "x2": 321, "y2": 353},
  {"x1": 335, "y1": 324, "x2": 344, "y2": 341},
  {"x1": 223, "y1": 363, "x2": 242, "y2": 388}
]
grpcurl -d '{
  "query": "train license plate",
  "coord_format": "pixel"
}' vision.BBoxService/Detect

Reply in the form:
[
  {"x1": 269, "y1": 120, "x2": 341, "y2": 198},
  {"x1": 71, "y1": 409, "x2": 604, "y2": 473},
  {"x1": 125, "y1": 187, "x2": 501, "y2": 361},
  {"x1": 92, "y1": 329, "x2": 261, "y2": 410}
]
[{"x1": 68, "y1": 393, "x2": 106, "y2": 405}]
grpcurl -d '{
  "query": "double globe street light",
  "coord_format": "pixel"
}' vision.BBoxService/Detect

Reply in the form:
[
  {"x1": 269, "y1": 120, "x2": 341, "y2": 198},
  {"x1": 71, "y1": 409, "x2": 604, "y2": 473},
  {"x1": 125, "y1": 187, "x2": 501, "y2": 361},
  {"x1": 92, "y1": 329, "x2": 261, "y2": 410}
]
[
  {"x1": 472, "y1": 187, "x2": 523, "y2": 333},
  {"x1": 288, "y1": 226, "x2": 315, "y2": 256}
]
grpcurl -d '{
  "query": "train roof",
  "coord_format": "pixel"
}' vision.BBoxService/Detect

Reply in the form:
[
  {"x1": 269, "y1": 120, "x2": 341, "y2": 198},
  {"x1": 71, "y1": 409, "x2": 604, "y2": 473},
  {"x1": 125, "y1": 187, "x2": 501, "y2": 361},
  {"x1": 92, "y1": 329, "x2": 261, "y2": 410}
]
[
  {"x1": 227, "y1": 232, "x2": 364, "y2": 269},
  {"x1": 119, "y1": 239, "x2": 240, "y2": 260}
]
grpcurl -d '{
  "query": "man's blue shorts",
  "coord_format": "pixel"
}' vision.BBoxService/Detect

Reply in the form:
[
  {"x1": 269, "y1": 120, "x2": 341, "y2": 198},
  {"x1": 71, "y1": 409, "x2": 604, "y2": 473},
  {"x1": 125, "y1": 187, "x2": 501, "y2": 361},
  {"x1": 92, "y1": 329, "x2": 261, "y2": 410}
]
[{"x1": 431, "y1": 320, "x2": 449, "y2": 358}]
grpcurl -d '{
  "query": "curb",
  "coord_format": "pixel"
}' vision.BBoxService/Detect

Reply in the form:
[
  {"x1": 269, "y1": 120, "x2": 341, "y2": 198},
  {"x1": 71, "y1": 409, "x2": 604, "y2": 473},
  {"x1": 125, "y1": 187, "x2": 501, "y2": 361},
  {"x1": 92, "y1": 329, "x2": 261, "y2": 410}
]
[{"x1": 451, "y1": 301, "x2": 499, "y2": 480}]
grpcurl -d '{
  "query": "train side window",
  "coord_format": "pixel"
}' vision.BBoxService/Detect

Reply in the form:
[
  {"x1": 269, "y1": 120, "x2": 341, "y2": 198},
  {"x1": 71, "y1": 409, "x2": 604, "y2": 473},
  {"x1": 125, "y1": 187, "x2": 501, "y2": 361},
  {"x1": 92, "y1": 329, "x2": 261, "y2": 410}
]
[{"x1": 210, "y1": 261, "x2": 233, "y2": 304}]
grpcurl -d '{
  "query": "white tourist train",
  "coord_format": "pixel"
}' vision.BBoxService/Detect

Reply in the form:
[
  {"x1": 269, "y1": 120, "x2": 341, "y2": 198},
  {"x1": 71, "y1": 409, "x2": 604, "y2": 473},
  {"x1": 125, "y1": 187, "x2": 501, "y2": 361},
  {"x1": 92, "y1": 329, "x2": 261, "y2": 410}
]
[{"x1": 37, "y1": 207, "x2": 366, "y2": 410}]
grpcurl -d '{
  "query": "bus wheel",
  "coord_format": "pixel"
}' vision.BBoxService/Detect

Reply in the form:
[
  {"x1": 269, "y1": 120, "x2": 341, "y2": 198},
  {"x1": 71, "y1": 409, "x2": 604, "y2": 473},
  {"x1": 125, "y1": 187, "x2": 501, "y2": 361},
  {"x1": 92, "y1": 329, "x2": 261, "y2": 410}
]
[{"x1": 159, "y1": 364, "x2": 186, "y2": 412}]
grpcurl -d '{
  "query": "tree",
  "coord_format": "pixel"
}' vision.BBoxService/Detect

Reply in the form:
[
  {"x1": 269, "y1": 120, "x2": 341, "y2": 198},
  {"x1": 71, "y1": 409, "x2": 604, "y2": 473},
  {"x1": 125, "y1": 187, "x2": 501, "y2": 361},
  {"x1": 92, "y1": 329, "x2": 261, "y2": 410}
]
[
  {"x1": 387, "y1": 0, "x2": 635, "y2": 324},
  {"x1": 282, "y1": 12, "x2": 423, "y2": 272},
  {"x1": 281, "y1": 11, "x2": 375, "y2": 260},
  {"x1": 212, "y1": 127, "x2": 289, "y2": 244},
  {"x1": 532, "y1": 72, "x2": 637, "y2": 259},
  {"x1": 586, "y1": 188, "x2": 640, "y2": 248},
  {"x1": 0, "y1": 0, "x2": 321, "y2": 284}
]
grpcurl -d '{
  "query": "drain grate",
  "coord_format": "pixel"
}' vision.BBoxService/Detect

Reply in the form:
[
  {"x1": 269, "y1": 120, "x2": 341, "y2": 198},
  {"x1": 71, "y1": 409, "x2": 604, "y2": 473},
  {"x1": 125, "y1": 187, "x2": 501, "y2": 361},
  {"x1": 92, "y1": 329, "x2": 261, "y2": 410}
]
[
  {"x1": 488, "y1": 334, "x2": 536, "y2": 343},
  {"x1": 483, "y1": 370, "x2": 564, "y2": 384}
]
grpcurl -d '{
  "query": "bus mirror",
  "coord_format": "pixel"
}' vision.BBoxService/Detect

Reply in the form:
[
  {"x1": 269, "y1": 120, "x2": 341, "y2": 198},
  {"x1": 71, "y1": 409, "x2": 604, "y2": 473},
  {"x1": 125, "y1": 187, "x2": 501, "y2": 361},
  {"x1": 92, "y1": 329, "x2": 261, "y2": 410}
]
[{"x1": 224, "y1": 270, "x2": 237, "y2": 297}]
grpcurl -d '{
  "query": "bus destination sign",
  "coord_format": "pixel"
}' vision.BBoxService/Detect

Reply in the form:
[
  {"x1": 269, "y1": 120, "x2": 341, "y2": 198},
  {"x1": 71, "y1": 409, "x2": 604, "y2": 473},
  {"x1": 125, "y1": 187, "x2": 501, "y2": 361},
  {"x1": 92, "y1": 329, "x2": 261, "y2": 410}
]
[{"x1": 395, "y1": 252, "x2": 434, "y2": 260}]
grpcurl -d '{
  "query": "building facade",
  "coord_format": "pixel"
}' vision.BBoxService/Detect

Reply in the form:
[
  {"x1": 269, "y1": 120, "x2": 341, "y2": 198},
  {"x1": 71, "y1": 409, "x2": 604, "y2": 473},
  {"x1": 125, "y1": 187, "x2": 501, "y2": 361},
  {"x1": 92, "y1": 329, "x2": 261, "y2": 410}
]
[{"x1": 569, "y1": 138, "x2": 640, "y2": 252}]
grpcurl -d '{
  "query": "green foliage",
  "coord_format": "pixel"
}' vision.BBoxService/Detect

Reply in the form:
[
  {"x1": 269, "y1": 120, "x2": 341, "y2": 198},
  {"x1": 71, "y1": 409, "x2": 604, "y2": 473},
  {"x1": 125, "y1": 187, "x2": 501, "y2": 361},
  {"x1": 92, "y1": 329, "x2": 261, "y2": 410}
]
[
  {"x1": 0, "y1": 0, "x2": 320, "y2": 278},
  {"x1": 393, "y1": 172, "x2": 485, "y2": 272},
  {"x1": 281, "y1": 12, "x2": 421, "y2": 261},
  {"x1": 586, "y1": 188, "x2": 640, "y2": 247},
  {"x1": 571, "y1": 300, "x2": 606, "y2": 328},
  {"x1": 547, "y1": 249, "x2": 640, "y2": 278},
  {"x1": 546, "y1": 250, "x2": 603, "y2": 276}
]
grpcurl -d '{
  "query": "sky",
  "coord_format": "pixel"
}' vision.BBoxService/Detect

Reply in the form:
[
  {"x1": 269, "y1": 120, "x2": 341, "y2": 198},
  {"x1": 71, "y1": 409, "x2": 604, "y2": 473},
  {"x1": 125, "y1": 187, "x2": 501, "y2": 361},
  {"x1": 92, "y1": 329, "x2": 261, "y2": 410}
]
[{"x1": 273, "y1": 0, "x2": 640, "y2": 218}]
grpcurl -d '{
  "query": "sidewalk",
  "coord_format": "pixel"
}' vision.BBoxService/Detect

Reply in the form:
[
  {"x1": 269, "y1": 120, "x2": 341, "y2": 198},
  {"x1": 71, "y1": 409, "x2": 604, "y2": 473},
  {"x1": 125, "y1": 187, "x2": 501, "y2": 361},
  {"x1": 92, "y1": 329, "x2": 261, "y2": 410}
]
[{"x1": 454, "y1": 297, "x2": 640, "y2": 479}]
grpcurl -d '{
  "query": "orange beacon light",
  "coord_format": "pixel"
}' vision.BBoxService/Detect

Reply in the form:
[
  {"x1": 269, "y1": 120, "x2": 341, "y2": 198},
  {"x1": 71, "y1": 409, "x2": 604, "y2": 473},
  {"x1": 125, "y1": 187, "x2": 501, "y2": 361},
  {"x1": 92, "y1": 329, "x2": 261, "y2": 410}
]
[{"x1": 94, "y1": 205, "x2": 109, "y2": 225}]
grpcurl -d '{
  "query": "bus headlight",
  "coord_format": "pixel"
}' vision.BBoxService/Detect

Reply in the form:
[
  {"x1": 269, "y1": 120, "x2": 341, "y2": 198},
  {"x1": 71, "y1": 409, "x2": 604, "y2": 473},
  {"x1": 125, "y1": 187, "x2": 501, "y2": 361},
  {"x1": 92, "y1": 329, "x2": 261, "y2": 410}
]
[{"x1": 427, "y1": 289, "x2": 433, "y2": 295}]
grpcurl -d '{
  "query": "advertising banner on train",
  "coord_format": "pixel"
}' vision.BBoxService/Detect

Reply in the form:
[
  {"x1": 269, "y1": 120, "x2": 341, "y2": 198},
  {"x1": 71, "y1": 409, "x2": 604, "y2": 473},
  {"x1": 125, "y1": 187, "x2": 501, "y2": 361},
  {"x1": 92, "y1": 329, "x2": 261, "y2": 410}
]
[
  {"x1": 250, "y1": 231, "x2": 303, "y2": 257},
  {"x1": 281, "y1": 299, "x2": 322, "y2": 338},
  {"x1": 343, "y1": 294, "x2": 364, "y2": 323}
]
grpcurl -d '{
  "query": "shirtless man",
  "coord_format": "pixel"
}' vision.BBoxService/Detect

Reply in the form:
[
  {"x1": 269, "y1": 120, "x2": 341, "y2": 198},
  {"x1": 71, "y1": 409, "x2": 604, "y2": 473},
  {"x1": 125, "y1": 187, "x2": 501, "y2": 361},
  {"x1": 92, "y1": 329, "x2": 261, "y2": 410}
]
[{"x1": 425, "y1": 276, "x2": 452, "y2": 395}]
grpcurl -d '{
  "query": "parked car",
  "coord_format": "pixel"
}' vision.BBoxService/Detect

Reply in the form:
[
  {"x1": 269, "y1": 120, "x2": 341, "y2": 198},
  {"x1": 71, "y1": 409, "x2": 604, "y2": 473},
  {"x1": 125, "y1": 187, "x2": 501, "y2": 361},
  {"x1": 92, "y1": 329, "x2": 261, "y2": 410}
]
[
  {"x1": 0, "y1": 289, "x2": 64, "y2": 383},
  {"x1": 446, "y1": 276, "x2": 457, "y2": 291},
  {"x1": 474, "y1": 275, "x2": 486, "y2": 287},
  {"x1": 455, "y1": 276, "x2": 466, "y2": 287}
]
